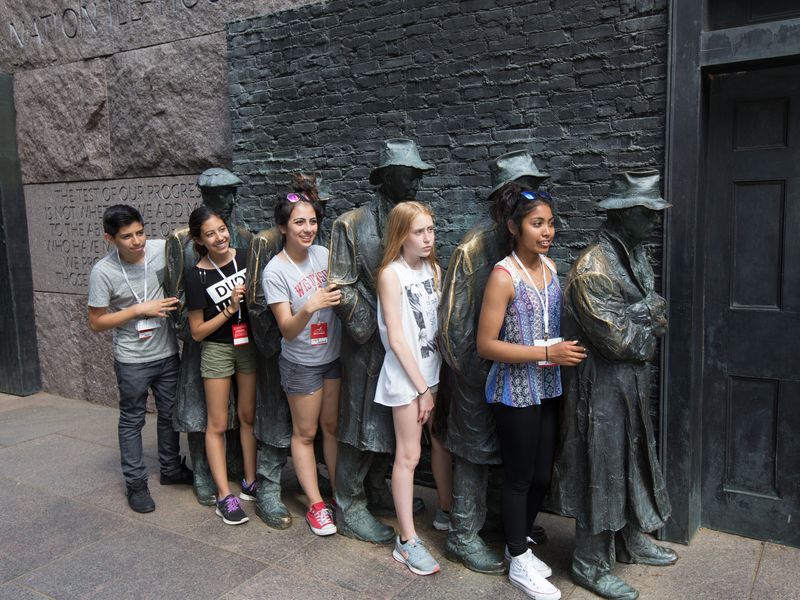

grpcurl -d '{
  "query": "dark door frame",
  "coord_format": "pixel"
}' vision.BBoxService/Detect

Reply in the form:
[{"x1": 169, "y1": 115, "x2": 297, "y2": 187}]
[{"x1": 662, "y1": 2, "x2": 800, "y2": 543}]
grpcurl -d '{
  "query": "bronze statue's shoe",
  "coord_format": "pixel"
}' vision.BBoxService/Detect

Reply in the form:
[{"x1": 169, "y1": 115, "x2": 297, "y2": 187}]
[
  {"x1": 367, "y1": 496, "x2": 425, "y2": 516},
  {"x1": 530, "y1": 524, "x2": 548, "y2": 544},
  {"x1": 193, "y1": 483, "x2": 216, "y2": 507},
  {"x1": 254, "y1": 493, "x2": 292, "y2": 530},
  {"x1": 616, "y1": 543, "x2": 678, "y2": 566},
  {"x1": 335, "y1": 506, "x2": 395, "y2": 545},
  {"x1": 445, "y1": 536, "x2": 505, "y2": 575},
  {"x1": 571, "y1": 571, "x2": 639, "y2": 600}
]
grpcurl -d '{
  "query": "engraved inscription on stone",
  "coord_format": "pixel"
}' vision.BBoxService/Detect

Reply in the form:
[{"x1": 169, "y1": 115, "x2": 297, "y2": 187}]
[{"x1": 25, "y1": 175, "x2": 202, "y2": 294}]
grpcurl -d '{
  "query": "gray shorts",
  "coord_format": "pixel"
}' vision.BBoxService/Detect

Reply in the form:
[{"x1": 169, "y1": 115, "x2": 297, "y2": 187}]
[{"x1": 278, "y1": 355, "x2": 341, "y2": 396}]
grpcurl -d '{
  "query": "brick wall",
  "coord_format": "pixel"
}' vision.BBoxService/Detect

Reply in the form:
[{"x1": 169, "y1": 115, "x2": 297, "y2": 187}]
[{"x1": 229, "y1": 0, "x2": 668, "y2": 272}]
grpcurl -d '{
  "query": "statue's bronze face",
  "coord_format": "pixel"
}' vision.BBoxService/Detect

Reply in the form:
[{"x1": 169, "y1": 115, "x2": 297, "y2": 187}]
[
  {"x1": 201, "y1": 186, "x2": 236, "y2": 221},
  {"x1": 380, "y1": 166, "x2": 423, "y2": 202},
  {"x1": 515, "y1": 175, "x2": 544, "y2": 189},
  {"x1": 620, "y1": 205, "x2": 661, "y2": 245}
]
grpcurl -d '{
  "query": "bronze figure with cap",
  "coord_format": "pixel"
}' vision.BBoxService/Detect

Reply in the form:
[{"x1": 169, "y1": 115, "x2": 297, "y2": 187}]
[
  {"x1": 439, "y1": 150, "x2": 550, "y2": 574},
  {"x1": 164, "y1": 168, "x2": 253, "y2": 504},
  {"x1": 245, "y1": 174, "x2": 333, "y2": 528},
  {"x1": 548, "y1": 169, "x2": 676, "y2": 600},
  {"x1": 327, "y1": 139, "x2": 431, "y2": 543}
]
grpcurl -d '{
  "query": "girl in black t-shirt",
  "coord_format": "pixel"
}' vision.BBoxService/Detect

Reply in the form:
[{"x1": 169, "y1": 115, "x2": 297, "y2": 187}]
[{"x1": 185, "y1": 206, "x2": 257, "y2": 526}]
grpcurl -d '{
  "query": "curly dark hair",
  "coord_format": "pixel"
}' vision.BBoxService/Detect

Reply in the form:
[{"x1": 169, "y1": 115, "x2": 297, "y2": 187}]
[{"x1": 489, "y1": 181, "x2": 554, "y2": 254}]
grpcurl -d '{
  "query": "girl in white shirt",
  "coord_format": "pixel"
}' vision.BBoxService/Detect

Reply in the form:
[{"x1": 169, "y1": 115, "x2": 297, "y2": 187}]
[{"x1": 375, "y1": 201, "x2": 451, "y2": 576}]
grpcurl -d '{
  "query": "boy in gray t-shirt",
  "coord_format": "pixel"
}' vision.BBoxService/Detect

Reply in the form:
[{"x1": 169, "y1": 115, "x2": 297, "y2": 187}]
[{"x1": 87, "y1": 205, "x2": 192, "y2": 513}]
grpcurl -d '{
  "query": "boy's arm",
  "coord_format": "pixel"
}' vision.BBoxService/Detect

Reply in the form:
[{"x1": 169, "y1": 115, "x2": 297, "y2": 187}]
[{"x1": 87, "y1": 298, "x2": 179, "y2": 332}]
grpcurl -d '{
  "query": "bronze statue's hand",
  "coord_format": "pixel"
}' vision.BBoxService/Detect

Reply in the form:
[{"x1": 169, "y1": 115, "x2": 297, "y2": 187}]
[
  {"x1": 228, "y1": 284, "x2": 246, "y2": 312},
  {"x1": 652, "y1": 316, "x2": 668, "y2": 337},
  {"x1": 138, "y1": 297, "x2": 179, "y2": 319},
  {"x1": 304, "y1": 283, "x2": 342, "y2": 315},
  {"x1": 417, "y1": 389, "x2": 434, "y2": 425},
  {"x1": 548, "y1": 340, "x2": 588, "y2": 366}
]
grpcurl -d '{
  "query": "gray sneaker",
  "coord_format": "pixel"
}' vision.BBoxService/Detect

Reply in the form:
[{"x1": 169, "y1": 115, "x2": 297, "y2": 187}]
[
  {"x1": 392, "y1": 535, "x2": 441, "y2": 576},
  {"x1": 432, "y1": 508, "x2": 451, "y2": 531}
]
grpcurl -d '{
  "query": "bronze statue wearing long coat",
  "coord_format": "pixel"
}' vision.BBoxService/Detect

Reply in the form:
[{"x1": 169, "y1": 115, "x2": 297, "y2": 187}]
[
  {"x1": 328, "y1": 198, "x2": 394, "y2": 454},
  {"x1": 438, "y1": 218, "x2": 506, "y2": 574},
  {"x1": 549, "y1": 228, "x2": 671, "y2": 534}
]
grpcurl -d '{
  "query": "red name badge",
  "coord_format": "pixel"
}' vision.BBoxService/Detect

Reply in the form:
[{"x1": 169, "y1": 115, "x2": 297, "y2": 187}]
[
  {"x1": 232, "y1": 323, "x2": 250, "y2": 346},
  {"x1": 310, "y1": 322, "x2": 328, "y2": 346}
]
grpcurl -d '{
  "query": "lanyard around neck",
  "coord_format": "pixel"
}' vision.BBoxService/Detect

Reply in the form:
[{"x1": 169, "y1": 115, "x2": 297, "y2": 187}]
[
  {"x1": 511, "y1": 251, "x2": 550, "y2": 339},
  {"x1": 282, "y1": 249, "x2": 319, "y2": 290},
  {"x1": 117, "y1": 248, "x2": 147, "y2": 305},
  {"x1": 207, "y1": 250, "x2": 241, "y2": 322}
]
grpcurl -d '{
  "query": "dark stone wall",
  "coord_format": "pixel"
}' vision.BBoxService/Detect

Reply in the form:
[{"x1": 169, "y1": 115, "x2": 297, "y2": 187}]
[{"x1": 229, "y1": 0, "x2": 668, "y2": 273}]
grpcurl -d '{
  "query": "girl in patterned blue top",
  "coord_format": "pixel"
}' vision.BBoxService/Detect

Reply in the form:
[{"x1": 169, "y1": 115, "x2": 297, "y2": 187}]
[{"x1": 477, "y1": 182, "x2": 586, "y2": 600}]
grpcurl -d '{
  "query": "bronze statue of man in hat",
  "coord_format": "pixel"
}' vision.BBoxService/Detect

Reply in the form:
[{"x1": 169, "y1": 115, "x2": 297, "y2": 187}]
[
  {"x1": 164, "y1": 167, "x2": 252, "y2": 504},
  {"x1": 548, "y1": 169, "x2": 676, "y2": 600},
  {"x1": 327, "y1": 138, "x2": 432, "y2": 543},
  {"x1": 245, "y1": 174, "x2": 333, "y2": 528},
  {"x1": 439, "y1": 149, "x2": 550, "y2": 574}
]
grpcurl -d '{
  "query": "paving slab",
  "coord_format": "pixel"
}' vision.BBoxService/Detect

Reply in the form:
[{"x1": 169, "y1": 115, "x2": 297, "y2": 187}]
[
  {"x1": 0, "y1": 433, "x2": 135, "y2": 497},
  {"x1": 220, "y1": 563, "x2": 372, "y2": 600},
  {"x1": 78, "y1": 473, "x2": 217, "y2": 536},
  {"x1": 0, "y1": 583, "x2": 52, "y2": 599},
  {"x1": 750, "y1": 542, "x2": 800, "y2": 600},
  {"x1": 17, "y1": 524, "x2": 266, "y2": 600},
  {"x1": 0, "y1": 477, "x2": 128, "y2": 584}
]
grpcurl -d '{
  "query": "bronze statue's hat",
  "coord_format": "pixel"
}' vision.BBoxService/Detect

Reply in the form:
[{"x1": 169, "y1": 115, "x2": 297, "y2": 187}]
[
  {"x1": 489, "y1": 150, "x2": 550, "y2": 193},
  {"x1": 598, "y1": 168, "x2": 670, "y2": 210},
  {"x1": 369, "y1": 138, "x2": 433, "y2": 184},
  {"x1": 197, "y1": 167, "x2": 243, "y2": 188}
]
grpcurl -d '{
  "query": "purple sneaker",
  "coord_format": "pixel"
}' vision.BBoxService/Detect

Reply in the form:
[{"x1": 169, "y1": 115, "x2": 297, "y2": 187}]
[
  {"x1": 239, "y1": 479, "x2": 257, "y2": 501},
  {"x1": 215, "y1": 494, "x2": 249, "y2": 525}
]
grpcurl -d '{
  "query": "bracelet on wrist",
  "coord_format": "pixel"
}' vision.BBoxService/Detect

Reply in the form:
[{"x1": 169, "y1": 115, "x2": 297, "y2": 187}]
[
  {"x1": 545, "y1": 346, "x2": 549, "y2": 362},
  {"x1": 223, "y1": 308, "x2": 231, "y2": 318},
  {"x1": 417, "y1": 386, "x2": 429, "y2": 397}
]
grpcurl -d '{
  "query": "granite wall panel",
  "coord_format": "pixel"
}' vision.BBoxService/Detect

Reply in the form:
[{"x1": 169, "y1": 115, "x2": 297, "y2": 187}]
[
  {"x1": 107, "y1": 33, "x2": 231, "y2": 178},
  {"x1": 0, "y1": 0, "x2": 325, "y2": 71},
  {"x1": 13, "y1": 58, "x2": 112, "y2": 184}
]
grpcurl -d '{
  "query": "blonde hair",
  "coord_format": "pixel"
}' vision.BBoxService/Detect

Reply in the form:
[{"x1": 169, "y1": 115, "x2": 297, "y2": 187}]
[{"x1": 379, "y1": 201, "x2": 441, "y2": 291}]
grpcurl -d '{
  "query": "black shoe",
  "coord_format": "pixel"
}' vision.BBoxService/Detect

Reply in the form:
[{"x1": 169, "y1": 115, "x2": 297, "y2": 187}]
[
  {"x1": 160, "y1": 457, "x2": 194, "y2": 485},
  {"x1": 216, "y1": 494, "x2": 249, "y2": 525},
  {"x1": 127, "y1": 479, "x2": 155, "y2": 513}
]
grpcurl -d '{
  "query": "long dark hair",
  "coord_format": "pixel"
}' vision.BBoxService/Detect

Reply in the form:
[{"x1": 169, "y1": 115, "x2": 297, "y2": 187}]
[
  {"x1": 489, "y1": 181, "x2": 554, "y2": 255},
  {"x1": 188, "y1": 205, "x2": 226, "y2": 257},
  {"x1": 274, "y1": 173, "x2": 324, "y2": 228}
]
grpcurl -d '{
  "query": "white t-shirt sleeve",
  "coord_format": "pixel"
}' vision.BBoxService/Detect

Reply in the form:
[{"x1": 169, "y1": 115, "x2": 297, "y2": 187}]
[
  {"x1": 87, "y1": 262, "x2": 112, "y2": 308},
  {"x1": 263, "y1": 263, "x2": 292, "y2": 306}
]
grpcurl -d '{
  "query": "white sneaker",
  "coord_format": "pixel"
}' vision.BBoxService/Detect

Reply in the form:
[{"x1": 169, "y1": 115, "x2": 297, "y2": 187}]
[
  {"x1": 509, "y1": 550, "x2": 561, "y2": 600},
  {"x1": 504, "y1": 545, "x2": 552, "y2": 577}
]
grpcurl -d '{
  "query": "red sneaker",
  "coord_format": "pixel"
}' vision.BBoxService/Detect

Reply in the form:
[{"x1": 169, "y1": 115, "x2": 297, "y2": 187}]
[{"x1": 306, "y1": 501, "x2": 337, "y2": 536}]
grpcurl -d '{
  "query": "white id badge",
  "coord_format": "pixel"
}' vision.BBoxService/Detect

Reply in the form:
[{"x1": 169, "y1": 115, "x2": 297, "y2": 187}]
[
  {"x1": 534, "y1": 337, "x2": 563, "y2": 367},
  {"x1": 136, "y1": 318, "x2": 161, "y2": 340}
]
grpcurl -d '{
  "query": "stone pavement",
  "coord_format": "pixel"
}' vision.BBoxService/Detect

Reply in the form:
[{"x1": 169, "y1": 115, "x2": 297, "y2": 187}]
[{"x1": 1, "y1": 392, "x2": 797, "y2": 600}]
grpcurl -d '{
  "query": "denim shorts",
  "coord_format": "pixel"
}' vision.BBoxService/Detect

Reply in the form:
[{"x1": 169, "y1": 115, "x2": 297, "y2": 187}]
[
  {"x1": 200, "y1": 341, "x2": 257, "y2": 379},
  {"x1": 278, "y1": 355, "x2": 341, "y2": 395}
]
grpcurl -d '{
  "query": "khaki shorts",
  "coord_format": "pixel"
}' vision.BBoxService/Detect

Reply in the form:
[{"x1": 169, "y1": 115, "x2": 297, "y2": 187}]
[{"x1": 200, "y1": 341, "x2": 257, "y2": 379}]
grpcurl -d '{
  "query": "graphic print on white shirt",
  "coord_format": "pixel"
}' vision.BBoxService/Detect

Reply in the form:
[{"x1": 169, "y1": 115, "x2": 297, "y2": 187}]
[{"x1": 405, "y1": 277, "x2": 438, "y2": 359}]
